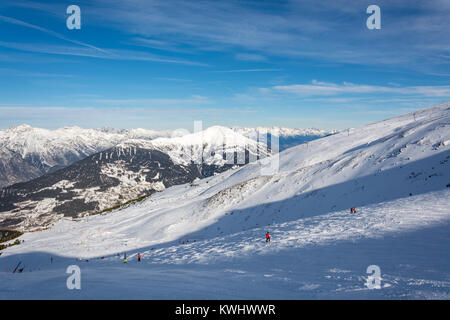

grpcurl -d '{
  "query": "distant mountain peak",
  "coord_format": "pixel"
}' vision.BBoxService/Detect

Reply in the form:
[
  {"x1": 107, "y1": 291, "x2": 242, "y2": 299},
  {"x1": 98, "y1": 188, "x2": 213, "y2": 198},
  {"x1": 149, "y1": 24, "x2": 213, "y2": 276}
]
[{"x1": 8, "y1": 124, "x2": 33, "y2": 131}]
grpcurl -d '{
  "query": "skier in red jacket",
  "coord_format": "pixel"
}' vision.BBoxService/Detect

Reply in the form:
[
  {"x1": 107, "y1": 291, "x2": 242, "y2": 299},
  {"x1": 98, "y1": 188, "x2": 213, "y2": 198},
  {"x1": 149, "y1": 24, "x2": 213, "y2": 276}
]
[
  {"x1": 137, "y1": 253, "x2": 141, "y2": 262},
  {"x1": 266, "y1": 232, "x2": 271, "y2": 243}
]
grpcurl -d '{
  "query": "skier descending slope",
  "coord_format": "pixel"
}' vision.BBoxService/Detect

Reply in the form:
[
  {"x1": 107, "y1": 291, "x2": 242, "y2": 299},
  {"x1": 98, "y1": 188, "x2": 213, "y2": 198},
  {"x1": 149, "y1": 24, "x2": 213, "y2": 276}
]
[{"x1": 266, "y1": 232, "x2": 271, "y2": 243}]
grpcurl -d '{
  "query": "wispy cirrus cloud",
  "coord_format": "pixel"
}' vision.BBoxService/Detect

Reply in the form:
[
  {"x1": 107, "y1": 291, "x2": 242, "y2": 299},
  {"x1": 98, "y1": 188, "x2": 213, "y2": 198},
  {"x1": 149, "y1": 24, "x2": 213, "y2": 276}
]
[
  {"x1": 0, "y1": 14, "x2": 208, "y2": 66},
  {"x1": 130, "y1": 37, "x2": 195, "y2": 54},
  {"x1": 153, "y1": 77, "x2": 193, "y2": 82},
  {"x1": 0, "y1": 67, "x2": 75, "y2": 78},
  {"x1": 4, "y1": 1, "x2": 450, "y2": 71},
  {"x1": 0, "y1": 14, "x2": 108, "y2": 53},
  {"x1": 270, "y1": 80, "x2": 450, "y2": 97},
  {"x1": 78, "y1": 0, "x2": 450, "y2": 71},
  {"x1": 0, "y1": 41, "x2": 208, "y2": 66},
  {"x1": 234, "y1": 53, "x2": 268, "y2": 62},
  {"x1": 1, "y1": 0, "x2": 450, "y2": 130},
  {"x1": 0, "y1": 104, "x2": 256, "y2": 130},
  {"x1": 87, "y1": 95, "x2": 211, "y2": 107},
  {"x1": 213, "y1": 69, "x2": 282, "y2": 73}
]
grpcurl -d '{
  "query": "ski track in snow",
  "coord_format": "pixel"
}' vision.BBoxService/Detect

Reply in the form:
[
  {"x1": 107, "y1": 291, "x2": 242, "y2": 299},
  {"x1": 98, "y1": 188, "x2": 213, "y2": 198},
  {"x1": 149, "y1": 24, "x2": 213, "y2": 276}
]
[{"x1": 140, "y1": 190, "x2": 450, "y2": 264}]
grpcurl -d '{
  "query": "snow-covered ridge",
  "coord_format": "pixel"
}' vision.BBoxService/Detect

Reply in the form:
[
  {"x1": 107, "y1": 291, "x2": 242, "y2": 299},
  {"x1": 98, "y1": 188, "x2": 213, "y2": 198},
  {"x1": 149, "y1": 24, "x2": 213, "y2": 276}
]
[
  {"x1": 0, "y1": 124, "x2": 177, "y2": 159},
  {"x1": 0, "y1": 124, "x2": 329, "y2": 160},
  {"x1": 232, "y1": 126, "x2": 337, "y2": 137},
  {"x1": 116, "y1": 126, "x2": 271, "y2": 166},
  {"x1": 0, "y1": 125, "x2": 180, "y2": 188}
]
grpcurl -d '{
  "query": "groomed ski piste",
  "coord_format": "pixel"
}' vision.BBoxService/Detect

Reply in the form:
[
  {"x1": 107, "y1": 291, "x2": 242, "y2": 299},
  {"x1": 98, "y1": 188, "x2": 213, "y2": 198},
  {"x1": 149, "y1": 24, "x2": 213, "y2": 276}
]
[{"x1": 1, "y1": 103, "x2": 449, "y2": 299}]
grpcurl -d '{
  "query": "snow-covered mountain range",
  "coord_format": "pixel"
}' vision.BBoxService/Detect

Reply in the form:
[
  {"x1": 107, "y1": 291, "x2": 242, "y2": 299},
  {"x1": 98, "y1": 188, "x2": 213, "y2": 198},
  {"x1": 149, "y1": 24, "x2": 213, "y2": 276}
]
[
  {"x1": 0, "y1": 126, "x2": 270, "y2": 230},
  {"x1": 0, "y1": 124, "x2": 332, "y2": 188},
  {"x1": 233, "y1": 126, "x2": 337, "y2": 151},
  {"x1": 232, "y1": 126, "x2": 336, "y2": 138},
  {"x1": 0, "y1": 103, "x2": 449, "y2": 299},
  {"x1": 0, "y1": 125, "x2": 176, "y2": 188}
]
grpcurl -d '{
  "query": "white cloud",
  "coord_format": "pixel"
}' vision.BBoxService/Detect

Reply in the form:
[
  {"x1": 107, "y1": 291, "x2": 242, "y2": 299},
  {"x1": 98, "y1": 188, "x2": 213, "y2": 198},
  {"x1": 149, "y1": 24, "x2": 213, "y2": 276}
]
[
  {"x1": 0, "y1": 41, "x2": 208, "y2": 66},
  {"x1": 0, "y1": 14, "x2": 108, "y2": 54},
  {"x1": 235, "y1": 53, "x2": 268, "y2": 62},
  {"x1": 213, "y1": 69, "x2": 282, "y2": 73},
  {"x1": 271, "y1": 81, "x2": 450, "y2": 97},
  {"x1": 78, "y1": 0, "x2": 450, "y2": 72},
  {"x1": 0, "y1": 105, "x2": 257, "y2": 130},
  {"x1": 89, "y1": 95, "x2": 211, "y2": 106},
  {"x1": 3, "y1": 1, "x2": 450, "y2": 72},
  {"x1": 0, "y1": 67, "x2": 75, "y2": 78}
]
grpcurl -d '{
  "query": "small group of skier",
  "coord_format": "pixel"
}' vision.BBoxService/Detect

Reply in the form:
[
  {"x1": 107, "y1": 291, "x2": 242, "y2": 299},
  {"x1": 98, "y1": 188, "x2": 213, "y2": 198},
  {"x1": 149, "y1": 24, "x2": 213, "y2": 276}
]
[
  {"x1": 123, "y1": 252, "x2": 141, "y2": 263},
  {"x1": 350, "y1": 207, "x2": 357, "y2": 214}
]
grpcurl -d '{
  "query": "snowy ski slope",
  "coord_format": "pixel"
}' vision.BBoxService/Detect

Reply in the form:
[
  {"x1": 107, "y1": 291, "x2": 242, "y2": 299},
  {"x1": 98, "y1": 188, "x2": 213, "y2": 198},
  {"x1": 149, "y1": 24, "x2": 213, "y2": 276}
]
[{"x1": 0, "y1": 102, "x2": 449, "y2": 299}]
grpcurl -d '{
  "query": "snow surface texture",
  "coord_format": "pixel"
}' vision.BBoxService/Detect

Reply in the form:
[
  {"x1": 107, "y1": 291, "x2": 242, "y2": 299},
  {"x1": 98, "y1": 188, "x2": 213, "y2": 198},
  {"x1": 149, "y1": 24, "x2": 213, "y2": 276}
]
[{"x1": 0, "y1": 103, "x2": 449, "y2": 299}]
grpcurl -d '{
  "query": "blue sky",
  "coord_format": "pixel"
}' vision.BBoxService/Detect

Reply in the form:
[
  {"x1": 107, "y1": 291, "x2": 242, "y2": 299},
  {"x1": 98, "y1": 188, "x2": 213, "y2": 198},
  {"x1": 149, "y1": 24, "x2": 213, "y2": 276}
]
[{"x1": 0, "y1": 0, "x2": 450, "y2": 130}]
